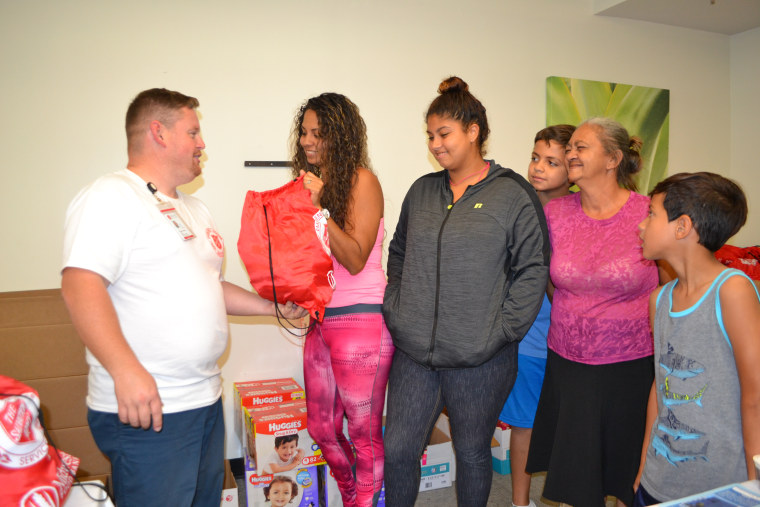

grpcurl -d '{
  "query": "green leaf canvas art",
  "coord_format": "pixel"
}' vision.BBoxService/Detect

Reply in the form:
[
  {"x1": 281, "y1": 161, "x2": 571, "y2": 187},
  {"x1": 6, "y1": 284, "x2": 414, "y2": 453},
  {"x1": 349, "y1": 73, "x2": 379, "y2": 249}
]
[{"x1": 547, "y1": 76, "x2": 669, "y2": 194}]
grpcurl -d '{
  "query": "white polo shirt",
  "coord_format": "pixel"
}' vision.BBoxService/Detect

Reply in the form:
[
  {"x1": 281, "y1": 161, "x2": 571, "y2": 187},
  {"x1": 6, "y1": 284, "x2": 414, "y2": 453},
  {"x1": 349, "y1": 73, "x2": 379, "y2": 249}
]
[{"x1": 63, "y1": 169, "x2": 228, "y2": 414}]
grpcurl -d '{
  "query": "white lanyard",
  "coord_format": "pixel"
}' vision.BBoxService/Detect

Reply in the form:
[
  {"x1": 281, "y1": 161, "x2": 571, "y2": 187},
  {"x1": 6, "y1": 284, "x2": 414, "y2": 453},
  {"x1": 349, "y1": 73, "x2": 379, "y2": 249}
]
[{"x1": 147, "y1": 182, "x2": 195, "y2": 240}]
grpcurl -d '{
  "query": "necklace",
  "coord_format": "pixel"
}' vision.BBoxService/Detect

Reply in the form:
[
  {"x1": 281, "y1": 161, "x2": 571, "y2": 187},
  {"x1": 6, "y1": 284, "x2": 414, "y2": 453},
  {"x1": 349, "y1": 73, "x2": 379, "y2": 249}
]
[{"x1": 449, "y1": 162, "x2": 490, "y2": 187}]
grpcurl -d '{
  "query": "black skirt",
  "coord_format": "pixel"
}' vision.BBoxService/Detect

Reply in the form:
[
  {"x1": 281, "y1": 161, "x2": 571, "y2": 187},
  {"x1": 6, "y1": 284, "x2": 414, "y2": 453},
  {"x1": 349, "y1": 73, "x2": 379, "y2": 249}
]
[{"x1": 526, "y1": 349, "x2": 654, "y2": 507}]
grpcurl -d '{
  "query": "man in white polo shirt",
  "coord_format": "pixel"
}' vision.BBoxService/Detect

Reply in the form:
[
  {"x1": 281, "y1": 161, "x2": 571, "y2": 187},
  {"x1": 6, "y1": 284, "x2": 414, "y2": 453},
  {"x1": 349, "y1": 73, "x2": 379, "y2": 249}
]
[{"x1": 61, "y1": 88, "x2": 304, "y2": 506}]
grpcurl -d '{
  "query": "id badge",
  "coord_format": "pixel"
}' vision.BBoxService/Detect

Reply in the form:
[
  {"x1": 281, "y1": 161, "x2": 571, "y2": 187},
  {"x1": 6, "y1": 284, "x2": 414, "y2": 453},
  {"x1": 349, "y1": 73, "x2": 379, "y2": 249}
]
[{"x1": 156, "y1": 201, "x2": 195, "y2": 240}]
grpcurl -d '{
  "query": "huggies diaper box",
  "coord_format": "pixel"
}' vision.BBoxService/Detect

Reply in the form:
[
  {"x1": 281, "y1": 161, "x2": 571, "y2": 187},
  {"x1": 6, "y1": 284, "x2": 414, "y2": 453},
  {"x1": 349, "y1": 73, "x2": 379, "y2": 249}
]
[
  {"x1": 244, "y1": 454, "x2": 321, "y2": 507},
  {"x1": 233, "y1": 378, "x2": 306, "y2": 447},
  {"x1": 244, "y1": 399, "x2": 326, "y2": 475}
]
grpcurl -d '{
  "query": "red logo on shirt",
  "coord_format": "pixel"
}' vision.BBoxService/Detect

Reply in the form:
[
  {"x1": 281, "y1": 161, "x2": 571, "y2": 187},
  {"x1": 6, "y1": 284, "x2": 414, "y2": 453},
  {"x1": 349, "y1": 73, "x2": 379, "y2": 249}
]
[
  {"x1": 206, "y1": 228, "x2": 224, "y2": 257},
  {"x1": 313, "y1": 211, "x2": 331, "y2": 256}
]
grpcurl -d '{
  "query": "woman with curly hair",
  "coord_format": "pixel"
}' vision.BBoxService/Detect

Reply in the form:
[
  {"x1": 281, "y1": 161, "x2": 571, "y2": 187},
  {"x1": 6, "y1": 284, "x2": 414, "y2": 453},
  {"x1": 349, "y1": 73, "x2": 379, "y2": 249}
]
[{"x1": 291, "y1": 92, "x2": 393, "y2": 507}]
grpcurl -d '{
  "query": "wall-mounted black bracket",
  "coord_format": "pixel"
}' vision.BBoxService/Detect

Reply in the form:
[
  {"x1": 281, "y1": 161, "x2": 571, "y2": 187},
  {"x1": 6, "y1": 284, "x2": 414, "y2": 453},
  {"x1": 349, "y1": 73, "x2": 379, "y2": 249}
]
[{"x1": 244, "y1": 161, "x2": 292, "y2": 167}]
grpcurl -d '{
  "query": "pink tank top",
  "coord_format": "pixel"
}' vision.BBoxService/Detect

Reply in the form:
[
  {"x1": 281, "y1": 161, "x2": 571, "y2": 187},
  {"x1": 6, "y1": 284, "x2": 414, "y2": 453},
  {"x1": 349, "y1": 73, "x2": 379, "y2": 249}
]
[{"x1": 327, "y1": 218, "x2": 387, "y2": 308}]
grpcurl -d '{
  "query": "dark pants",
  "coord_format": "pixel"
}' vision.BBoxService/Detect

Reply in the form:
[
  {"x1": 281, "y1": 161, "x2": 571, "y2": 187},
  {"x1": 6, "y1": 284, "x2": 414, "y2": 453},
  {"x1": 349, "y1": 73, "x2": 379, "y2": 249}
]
[
  {"x1": 632, "y1": 485, "x2": 661, "y2": 507},
  {"x1": 383, "y1": 343, "x2": 518, "y2": 507},
  {"x1": 88, "y1": 399, "x2": 225, "y2": 507}
]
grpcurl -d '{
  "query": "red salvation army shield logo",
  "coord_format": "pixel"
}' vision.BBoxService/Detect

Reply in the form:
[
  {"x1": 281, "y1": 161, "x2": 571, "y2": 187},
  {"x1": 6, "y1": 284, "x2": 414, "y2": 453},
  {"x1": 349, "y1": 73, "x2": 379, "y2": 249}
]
[
  {"x1": 0, "y1": 393, "x2": 48, "y2": 469},
  {"x1": 20, "y1": 485, "x2": 59, "y2": 507},
  {"x1": 313, "y1": 210, "x2": 331, "y2": 257},
  {"x1": 206, "y1": 228, "x2": 225, "y2": 258}
]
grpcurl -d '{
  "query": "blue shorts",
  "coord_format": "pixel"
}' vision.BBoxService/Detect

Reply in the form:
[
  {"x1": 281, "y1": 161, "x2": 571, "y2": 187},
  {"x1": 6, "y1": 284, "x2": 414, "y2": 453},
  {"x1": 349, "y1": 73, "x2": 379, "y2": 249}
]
[{"x1": 498, "y1": 353, "x2": 546, "y2": 428}]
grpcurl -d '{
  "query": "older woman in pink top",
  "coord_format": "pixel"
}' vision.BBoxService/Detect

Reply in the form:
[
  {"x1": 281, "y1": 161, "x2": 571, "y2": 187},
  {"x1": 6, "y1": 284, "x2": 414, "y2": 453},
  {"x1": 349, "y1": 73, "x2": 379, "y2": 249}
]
[
  {"x1": 293, "y1": 92, "x2": 393, "y2": 507},
  {"x1": 526, "y1": 118, "x2": 658, "y2": 507}
]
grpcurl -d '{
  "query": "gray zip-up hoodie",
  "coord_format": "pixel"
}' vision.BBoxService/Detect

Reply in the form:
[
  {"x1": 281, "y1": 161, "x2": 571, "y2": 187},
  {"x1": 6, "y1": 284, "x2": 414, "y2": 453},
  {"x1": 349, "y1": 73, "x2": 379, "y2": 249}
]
[{"x1": 382, "y1": 161, "x2": 549, "y2": 369}]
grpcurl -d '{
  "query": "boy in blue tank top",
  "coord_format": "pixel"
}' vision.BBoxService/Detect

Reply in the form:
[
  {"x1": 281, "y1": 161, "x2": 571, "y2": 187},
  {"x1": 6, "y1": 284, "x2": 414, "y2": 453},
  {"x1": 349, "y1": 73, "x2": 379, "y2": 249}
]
[{"x1": 634, "y1": 172, "x2": 760, "y2": 505}]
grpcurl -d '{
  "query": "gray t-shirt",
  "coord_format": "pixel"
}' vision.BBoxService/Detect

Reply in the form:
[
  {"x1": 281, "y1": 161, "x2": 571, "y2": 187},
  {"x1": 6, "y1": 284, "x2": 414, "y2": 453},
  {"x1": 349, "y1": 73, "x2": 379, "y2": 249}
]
[{"x1": 641, "y1": 269, "x2": 757, "y2": 500}]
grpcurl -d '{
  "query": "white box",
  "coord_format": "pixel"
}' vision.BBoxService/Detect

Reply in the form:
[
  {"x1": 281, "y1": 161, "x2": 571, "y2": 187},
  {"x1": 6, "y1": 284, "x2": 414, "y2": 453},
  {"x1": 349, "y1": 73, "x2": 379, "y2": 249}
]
[
  {"x1": 419, "y1": 459, "x2": 451, "y2": 492},
  {"x1": 493, "y1": 424, "x2": 510, "y2": 447},
  {"x1": 63, "y1": 480, "x2": 113, "y2": 507},
  {"x1": 491, "y1": 425, "x2": 511, "y2": 461},
  {"x1": 419, "y1": 425, "x2": 454, "y2": 491}
]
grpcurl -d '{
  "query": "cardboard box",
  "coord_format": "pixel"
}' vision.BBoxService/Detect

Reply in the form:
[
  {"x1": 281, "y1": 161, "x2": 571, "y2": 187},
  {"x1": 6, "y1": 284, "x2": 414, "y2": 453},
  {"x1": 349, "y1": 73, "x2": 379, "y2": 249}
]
[
  {"x1": 244, "y1": 400, "x2": 326, "y2": 475},
  {"x1": 220, "y1": 459, "x2": 239, "y2": 506},
  {"x1": 233, "y1": 378, "x2": 305, "y2": 447},
  {"x1": 244, "y1": 455, "x2": 320, "y2": 507},
  {"x1": 421, "y1": 425, "x2": 453, "y2": 467},
  {"x1": 0, "y1": 289, "x2": 110, "y2": 482}
]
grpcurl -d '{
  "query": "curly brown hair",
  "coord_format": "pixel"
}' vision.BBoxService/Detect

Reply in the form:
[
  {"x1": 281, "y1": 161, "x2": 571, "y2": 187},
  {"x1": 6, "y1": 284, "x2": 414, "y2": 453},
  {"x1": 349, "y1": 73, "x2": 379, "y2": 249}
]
[{"x1": 290, "y1": 93, "x2": 372, "y2": 230}]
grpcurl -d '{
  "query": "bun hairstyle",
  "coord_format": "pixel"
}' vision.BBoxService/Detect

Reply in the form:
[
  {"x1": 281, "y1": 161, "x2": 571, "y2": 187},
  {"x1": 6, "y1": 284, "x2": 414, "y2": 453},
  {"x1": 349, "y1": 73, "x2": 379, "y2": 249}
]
[
  {"x1": 426, "y1": 76, "x2": 490, "y2": 156},
  {"x1": 583, "y1": 117, "x2": 643, "y2": 192}
]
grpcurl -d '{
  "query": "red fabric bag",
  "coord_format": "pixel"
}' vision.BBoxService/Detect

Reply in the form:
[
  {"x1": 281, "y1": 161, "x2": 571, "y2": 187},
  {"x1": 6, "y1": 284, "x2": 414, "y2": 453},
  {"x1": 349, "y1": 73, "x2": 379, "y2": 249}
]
[
  {"x1": 0, "y1": 375, "x2": 80, "y2": 507},
  {"x1": 238, "y1": 175, "x2": 335, "y2": 322},
  {"x1": 715, "y1": 244, "x2": 760, "y2": 280}
]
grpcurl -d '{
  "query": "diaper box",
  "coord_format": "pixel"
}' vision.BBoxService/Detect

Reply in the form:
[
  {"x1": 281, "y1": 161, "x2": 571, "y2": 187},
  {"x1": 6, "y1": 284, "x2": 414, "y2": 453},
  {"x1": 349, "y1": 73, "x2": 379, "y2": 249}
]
[
  {"x1": 244, "y1": 454, "x2": 320, "y2": 507},
  {"x1": 244, "y1": 399, "x2": 326, "y2": 475},
  {"x1": 233, "y1": 378, "x2": 305, "y2": 446}
]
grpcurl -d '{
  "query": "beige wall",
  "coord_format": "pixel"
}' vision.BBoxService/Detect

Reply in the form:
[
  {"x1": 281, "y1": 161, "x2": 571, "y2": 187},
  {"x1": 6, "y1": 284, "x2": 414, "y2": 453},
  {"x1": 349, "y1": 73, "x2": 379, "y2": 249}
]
[
  {"x1": 730, "y1": 26, "x2": 760, "y2": 247},
  {"x1": 1, "y1": 0, "x2": 756, "y2": 457}
]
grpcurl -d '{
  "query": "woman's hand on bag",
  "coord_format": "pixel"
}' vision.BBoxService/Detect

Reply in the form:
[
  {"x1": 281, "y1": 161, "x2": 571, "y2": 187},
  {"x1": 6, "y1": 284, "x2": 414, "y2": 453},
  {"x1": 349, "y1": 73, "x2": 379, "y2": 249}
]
[
  {"x1": 300, "y1": 170, "x2": 323, "y2": 208},
  {"x1": 277, "y1": 300, "x2": 309, "y2": 320}
]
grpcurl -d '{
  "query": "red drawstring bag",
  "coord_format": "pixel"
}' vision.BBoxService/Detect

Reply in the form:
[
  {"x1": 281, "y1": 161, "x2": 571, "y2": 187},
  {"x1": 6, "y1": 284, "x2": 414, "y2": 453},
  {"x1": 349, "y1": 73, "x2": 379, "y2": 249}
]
[
  {"x1": 0, "y1": 375, "x2": 80, "y2": 507},
  {"x1": 238, "y1": 176, "x2": 335, "y2": 322},
  {"x1": 715, "y1": 244, "x2": 760, "y2": 280}
]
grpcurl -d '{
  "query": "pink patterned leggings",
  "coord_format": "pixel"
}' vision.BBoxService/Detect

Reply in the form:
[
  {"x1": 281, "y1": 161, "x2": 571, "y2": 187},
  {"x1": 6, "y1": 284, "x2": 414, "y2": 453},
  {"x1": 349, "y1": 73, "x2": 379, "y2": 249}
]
[{"x1": 303, "y1": 306, "x2": 394, "y2": 507}]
